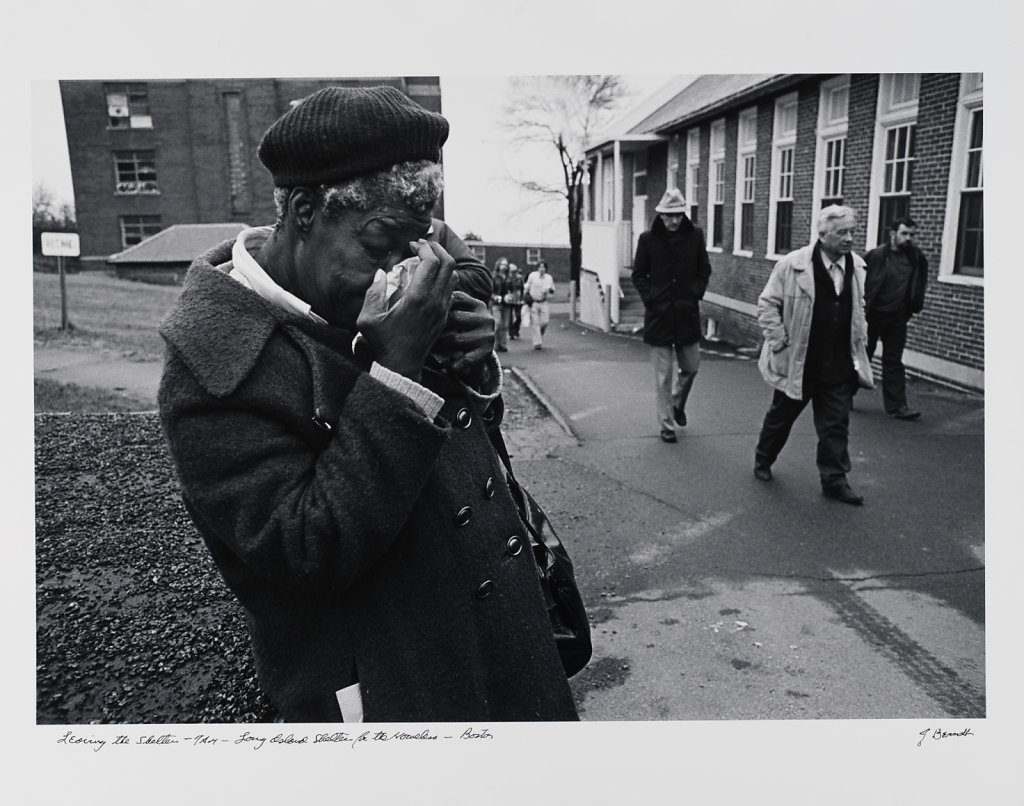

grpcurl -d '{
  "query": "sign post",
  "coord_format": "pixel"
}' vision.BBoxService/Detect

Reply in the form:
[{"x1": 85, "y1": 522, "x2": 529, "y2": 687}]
[{"x1": 40, "y1": 232, "x2": 80, "y2": 331}]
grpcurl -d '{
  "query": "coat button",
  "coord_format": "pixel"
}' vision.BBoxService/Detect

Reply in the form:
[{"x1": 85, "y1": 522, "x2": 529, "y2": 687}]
[
  {"x1": 455, "y1": 506, "x2": 472, "y2": 527},
  {"x1": 455, "y1": 408, "x2": 473, "y2": 429},
  {"x1": 505, "y1": 535, "x2": 524, "y2": 556},
  {"x1": 475, "y1": 580, "x2": 494, "y2": 599},
  {"x1": 484, "y1": 477, "x2": 496, "y2": 498}
]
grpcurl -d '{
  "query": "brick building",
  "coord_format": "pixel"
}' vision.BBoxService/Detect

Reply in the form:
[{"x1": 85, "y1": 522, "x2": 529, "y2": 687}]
[
  {"x1": 59, "y1": 77, "x2": 444, "y2": 264},
  {"x1": 582, "y1": 74, "x2": 984, "y2": 392},
  {"x1": 462, "y1": 239, "x2": 572, "y2": 299}
]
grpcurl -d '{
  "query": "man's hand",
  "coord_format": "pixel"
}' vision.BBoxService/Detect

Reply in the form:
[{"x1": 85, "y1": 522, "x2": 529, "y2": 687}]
[
  {"x1": 430, "y1": 291, "x2": 495, "y2": 385},
  {"x1": 357, "y1": 239, "x2": 457, "y2": 382}
]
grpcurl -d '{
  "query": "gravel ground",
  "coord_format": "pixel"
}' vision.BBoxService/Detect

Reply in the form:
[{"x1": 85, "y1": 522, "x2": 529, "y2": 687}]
[{"x1": 35, "y1": 372, "x2": 569, "y2": 724}]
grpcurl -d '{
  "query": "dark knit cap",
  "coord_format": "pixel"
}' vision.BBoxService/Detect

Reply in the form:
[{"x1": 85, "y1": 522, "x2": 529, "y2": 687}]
[{"x1": 257, "y1": 86, "x2": 450, "y2": 186}]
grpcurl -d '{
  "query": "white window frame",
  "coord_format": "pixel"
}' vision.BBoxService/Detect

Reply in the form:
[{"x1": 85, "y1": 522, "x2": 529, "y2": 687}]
[
  {"x1": 939, "y1": 73, "x2": 984, "y2": 286},
  {"x1": 525, "y1": 247, "x2": 542, "y2": 265},
  {"x1": 685, "y1": 128, "x2": 701, "y2": 227},
  {"x1": 767, "y1": 92, "x2": 799, "y2": 259},
  {"x1": 733, "y1": 107, "x2": 758, "y2": 256},
  {"x1": 811, "y1": 75, "x2": 850, "y2": 239},
  {"x1": 706, "y1": 119, "x2": 726, "y2": 252},
  {"x1": 470, "y1": 245, "x2": 487, "y2": 264},
  {"x1": 867, "y1": 74, "x2": 920, "y2": 248}
]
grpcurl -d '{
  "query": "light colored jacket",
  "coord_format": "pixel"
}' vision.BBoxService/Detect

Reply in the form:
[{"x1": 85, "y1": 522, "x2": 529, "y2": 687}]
[{"x1": 757, "y1": 242, "x2": 874, "y2": 400}]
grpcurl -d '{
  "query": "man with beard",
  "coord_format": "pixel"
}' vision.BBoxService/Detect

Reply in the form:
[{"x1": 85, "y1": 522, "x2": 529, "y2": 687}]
[{"x1": 863, "y1": 217, "x2": 928, "y2": 420}]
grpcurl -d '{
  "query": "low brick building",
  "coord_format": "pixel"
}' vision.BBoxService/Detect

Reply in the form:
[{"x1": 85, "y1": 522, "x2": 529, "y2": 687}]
[
  {"x1": 582, "y1": 73, "x2": 984, "y2": 392},
  {"x1": 462, "y1": 239, "x2": 572, "y2": 299}
]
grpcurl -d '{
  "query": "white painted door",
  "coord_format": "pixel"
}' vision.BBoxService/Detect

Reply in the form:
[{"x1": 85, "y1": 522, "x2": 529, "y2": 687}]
[{"x1": 631, "y1": 195, "x2": 647, "y2": 265}]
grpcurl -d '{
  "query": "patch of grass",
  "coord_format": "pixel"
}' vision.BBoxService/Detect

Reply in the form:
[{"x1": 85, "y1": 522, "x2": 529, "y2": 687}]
[
  {"x1": 34, "y1": 377, "x2": 152, "y2": 413},
  {"x1": 34, "y1": 271, "x2": 182, "y2": 361}
]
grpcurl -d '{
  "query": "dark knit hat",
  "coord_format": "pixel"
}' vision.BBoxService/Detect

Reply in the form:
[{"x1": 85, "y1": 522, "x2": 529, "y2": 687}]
[{"x1": 257, "y1": 86, "x2": 449, "y2": 186}]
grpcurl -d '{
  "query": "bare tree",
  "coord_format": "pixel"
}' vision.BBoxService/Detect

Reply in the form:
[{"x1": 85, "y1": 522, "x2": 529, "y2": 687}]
[{"x1": 500, "y1": 75, "x2": 628, "y2": 284}]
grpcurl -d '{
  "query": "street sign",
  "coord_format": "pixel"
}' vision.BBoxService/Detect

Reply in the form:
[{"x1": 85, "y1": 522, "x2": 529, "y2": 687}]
[{"x1": 41, "y1": 232, "x2": 80, "y2": 257}]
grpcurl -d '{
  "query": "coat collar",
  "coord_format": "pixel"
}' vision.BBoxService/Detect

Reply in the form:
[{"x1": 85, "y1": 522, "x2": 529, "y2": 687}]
[{"x1": 159, "y1": 240, "x2": 308, "y2": 397}]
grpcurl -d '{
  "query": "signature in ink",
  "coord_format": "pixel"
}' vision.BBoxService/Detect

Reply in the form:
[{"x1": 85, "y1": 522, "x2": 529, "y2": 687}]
[{"x1": 917, "y1": 727, "x2": 975, "y2": 747}]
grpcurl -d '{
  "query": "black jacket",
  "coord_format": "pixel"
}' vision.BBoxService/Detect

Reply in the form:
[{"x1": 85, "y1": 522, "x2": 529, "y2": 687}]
[
  {"x1": 864, "y1": 242, "x2": 928, "y2": 321},
  {"x1": 631, "y1": 215, "x2": 712, "y2": 346}
]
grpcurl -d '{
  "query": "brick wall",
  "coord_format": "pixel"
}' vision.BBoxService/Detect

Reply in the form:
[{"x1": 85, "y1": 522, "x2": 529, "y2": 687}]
[
  {"x1": 652, "y1": 73, "x2": 984, "y2": 385},
  {"x1": 61, "y1": 77, "x2": 440, "y2": 261}
]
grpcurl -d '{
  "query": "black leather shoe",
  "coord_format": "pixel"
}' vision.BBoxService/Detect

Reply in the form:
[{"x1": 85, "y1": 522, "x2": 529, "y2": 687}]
[
  {"x1": 754, "y1": 465, "x2": 772, "y2": 482},
  {"x1": 889, "y1": 406, "x2": 921, "y2": 420},
  {"x1": 673, "y1": 406, "x2": 687, "y2": 427},
  {"x1": 660, "y1": 428, "x2": 677, "y2": 443},
  {"x1": 822, "y1": 482, "x2": 864, "y2": 505}
]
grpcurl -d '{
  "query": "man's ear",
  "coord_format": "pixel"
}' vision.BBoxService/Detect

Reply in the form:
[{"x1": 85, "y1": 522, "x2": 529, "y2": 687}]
[{"x1": 288, "y1": 187, "x2": 316, "y2": 233}]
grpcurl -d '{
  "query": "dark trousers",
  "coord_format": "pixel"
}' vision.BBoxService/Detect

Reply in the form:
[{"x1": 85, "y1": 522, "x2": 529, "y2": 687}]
[
  {"x1": 755, "y1": 382, "x2": 854, "y2": 486},
  {"x1": 867, "y1": 319, "x2": 909, "y2": 414}
]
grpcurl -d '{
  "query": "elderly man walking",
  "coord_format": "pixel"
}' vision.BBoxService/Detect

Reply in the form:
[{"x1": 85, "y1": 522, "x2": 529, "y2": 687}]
[
  {"x1": 753, "y1": 205, "x2": 874, "y2": 504},
  {"x1": 631, "y1": 189, "x2": 712, "y2": 443},
  {"x1": 157, "y1": 86, "x2": 581, "y2": 723}
]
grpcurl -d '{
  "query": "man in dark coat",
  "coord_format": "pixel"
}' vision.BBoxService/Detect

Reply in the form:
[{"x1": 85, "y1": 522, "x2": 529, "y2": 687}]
[
  {"x1": 631, "y1": 188, "x2": 712, "y2": 443},
  {"x1": 863, "y1": 216, "x2": 928, "y2": 420},
  {"x1": 157, "y1": 86, "x2": 580, "y2": 723}
]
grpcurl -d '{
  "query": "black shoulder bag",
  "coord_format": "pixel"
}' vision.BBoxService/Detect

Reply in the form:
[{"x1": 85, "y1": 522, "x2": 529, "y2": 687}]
[{"x1": 488, "y1": 428, "x2": 592, "y2": 678}]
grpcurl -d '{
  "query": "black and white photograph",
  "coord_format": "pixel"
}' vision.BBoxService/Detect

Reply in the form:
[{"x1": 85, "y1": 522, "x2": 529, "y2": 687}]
[{"x1": 8, "y1": 1, "x2": 1022, "y2": 803}]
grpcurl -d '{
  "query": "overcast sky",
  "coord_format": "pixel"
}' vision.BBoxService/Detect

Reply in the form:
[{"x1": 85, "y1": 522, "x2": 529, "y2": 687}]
[{"x1": 31, "y1": 75, "x2": 678, "y2": 245}]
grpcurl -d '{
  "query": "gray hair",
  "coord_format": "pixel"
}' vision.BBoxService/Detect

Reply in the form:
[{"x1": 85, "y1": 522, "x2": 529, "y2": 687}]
[
  {"x1": 273, "y1": 159, "x2": 443, "y2": 224},
  {"x1": 817, "y1": 204, "x2": 857, "y2": 235}
]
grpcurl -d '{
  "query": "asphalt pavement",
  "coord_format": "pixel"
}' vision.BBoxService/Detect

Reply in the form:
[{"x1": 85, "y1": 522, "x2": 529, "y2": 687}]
[
  {"x1": 34, "y1": 309, "x2": 987, "y2": 721},
  {"x1": 501, "y1": 308, "x2": 986, "y2": 721}
]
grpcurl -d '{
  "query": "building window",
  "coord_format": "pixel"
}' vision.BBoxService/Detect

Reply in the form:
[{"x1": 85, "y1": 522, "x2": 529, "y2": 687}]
[
  {"x1": 775, "y1": 147, "x2": 794, "y2": 254},
  {"x1": 878, "y1": 123, "x2": 915, "y2": 244},
  {"x1": 769, "y1": 93, "x2": 798, "y2": 257},
  {"x1": 666, "y1": 134, "x2": 680, "y2": 190},
  {"x1": 740, "y1": 156, "x2": 756, "y2": 250},
  {"x1": 686, "y1": 128, "x2": 700, "y2": 226},
  {"x1": 526, "y1": 247, "x2": 541, "y2": 265},
  {"x1": 822, "y1": 137, "x2": 845, "y2": 206},
  {"x1": 602, "y1": 158, "x2": 614, "y2": 221},
  {"x1": 708, "y1": 120, "x2": 725, "y2": 248},
  {"x1": 954, "y1": 108, "x2": 983, "y2": 276},
  {"x1": 113, "y1": 151, "x2": 158, "y2": 194},
  {"x1": 119, "y1": 215, "x2": 162, "y2": 248},
  {"x1": 940, "y1": 74, "x2": 983, "y2": 285},
  {"x1": 633, "y1": 151, "x2": 647, "y2": 198},
  {"x1": 105, "y1": 83, "x2": 152, "y2": 129},
  {"x1": 812, "y1": 75, "x2": 850, "y2": 234},
  {"x1": 470, "y1": 245, "x2": 486, "y2": 263},
  {"x1": 734, "y1": 107, "x2": 757, "y2": 253},
  {"x1": 870, "y1": 74, "x2": 919, "y2": 246}
]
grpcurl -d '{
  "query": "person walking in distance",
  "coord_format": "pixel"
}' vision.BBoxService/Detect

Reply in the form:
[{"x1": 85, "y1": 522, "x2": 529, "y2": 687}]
[
  {"x1": 507, "y1": 263, "x2": 524, "y2": 340},
  {"x1": 631, "y1": 188, "x2": 711, "y2": 444},
  {"x1": 753, "y1": 205, "x2": 875, "y2": 505},
  {"x1": 863, "y1": 217, "x2": 928, "y2": 420},
  {"x1": 524, "y1": 260, "x2": 556, "y2": 350},
  {"x1": 490, "y1": 257, "x2": 511, "y2": 352}
]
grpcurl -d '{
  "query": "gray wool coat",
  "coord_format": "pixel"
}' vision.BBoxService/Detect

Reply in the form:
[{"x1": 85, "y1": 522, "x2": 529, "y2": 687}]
[{"x1": 157, "y1": 242, "x2": 578, "y2": 723}]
